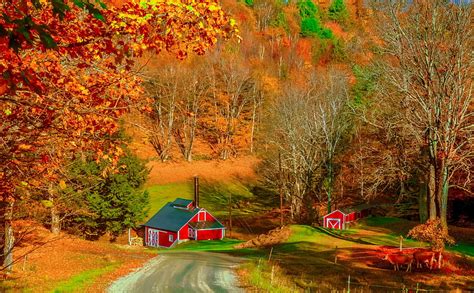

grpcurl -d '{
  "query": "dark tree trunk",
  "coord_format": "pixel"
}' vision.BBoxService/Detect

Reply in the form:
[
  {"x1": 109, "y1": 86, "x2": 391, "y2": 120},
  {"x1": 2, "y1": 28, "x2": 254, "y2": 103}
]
[{"x1": 418, "y1": 183, "x2": 428, "y2": 223}]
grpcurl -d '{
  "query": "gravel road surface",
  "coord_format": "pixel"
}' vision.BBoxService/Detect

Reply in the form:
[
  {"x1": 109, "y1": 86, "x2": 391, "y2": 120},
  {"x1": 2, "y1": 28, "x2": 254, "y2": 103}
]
[{"x1": 108, "y1": 251, "x2": 244, "y2": 293}]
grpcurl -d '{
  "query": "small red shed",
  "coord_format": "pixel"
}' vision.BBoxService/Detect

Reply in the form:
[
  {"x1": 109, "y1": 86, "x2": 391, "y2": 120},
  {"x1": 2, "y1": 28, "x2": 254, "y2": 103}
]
[
  {"x1": 323, "y1": 209, "x2": 346, "y2": 229},
  {"x1": 323, "y1": 205, "x2": 370, "y2": 230},
  {"x1": 143, "y1": 198, "x2": 225, "y2": 248}
]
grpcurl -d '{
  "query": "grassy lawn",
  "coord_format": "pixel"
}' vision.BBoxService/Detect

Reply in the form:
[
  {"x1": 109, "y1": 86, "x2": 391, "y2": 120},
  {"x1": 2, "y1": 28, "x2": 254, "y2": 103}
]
[
  {"x1": 51, "y1": 262, "x2": 121, "y2": 293},
  {"x1": 163, "y1": 239, "x2": 243, "y2": 252},
  {"x1": 146, "y1": 182, "x2": 194, "y2": 219},
  {"x1": 142, "y1": 180, "x2": 474, "y2": 291},
  {"x1": 145, "y1": 180, "x2": 277, "y2": 220},
  {"x1": 237, "y1": 222, "x2": 474, "y2": 291},
  {"x1": 355, "y1": 217, "x2": 474, "y2": 256}
]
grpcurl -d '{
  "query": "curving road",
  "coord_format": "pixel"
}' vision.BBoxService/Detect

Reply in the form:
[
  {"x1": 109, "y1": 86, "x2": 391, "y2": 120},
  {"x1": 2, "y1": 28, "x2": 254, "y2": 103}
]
[{"x1": 107, "y1": 252, "x2": 244, "y2": 293}]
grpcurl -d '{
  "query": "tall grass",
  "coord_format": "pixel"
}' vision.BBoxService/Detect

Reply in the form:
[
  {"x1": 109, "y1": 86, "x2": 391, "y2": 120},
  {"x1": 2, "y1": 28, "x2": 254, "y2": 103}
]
[{"x1": 239, "y1": 259, "x2": 296, "y2": 292}]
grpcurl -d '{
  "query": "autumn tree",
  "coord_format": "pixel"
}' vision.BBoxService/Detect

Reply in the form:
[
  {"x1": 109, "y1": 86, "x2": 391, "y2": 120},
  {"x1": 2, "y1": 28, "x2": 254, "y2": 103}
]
[
  {"x1": 1, "y1": 0, "x2": 236, "y2": 272},
  {"x1": 408, "y1": 218, "x2": 455, "y2": 268},
  {"x1": 262, "y1": 69, "x2": 351, "y2": 222},
  {"x1": 143, "y1": 59, "x2": 209, "y2": 162},
  {"x1": 373, "y1": 0, "x2": 473, "y2": 229},
  {"x1": 144, "y1": 65, "x2": 180, "y2": 162},
  {"x1": 346, "y1": 64, "x2": 424, "y2": 218},
  {"x1": 204, "y1": 51, "x2": 259, "y2": 160},
  {"x1": 314, "y1": 71, "x2": 351, "y2": 213}
]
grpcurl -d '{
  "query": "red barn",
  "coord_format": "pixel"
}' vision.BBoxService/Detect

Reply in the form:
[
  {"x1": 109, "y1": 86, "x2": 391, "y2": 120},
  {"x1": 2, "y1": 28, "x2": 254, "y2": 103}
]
[
  {"x1": 143, "y1": 198, "x2": 225, "y2": 248},
  {"x1": 323, "y1": 206, "x2": 370, "y2": 230},
  {"x1": 323, "y1": 209, "x2": 346, "y2": 229}
]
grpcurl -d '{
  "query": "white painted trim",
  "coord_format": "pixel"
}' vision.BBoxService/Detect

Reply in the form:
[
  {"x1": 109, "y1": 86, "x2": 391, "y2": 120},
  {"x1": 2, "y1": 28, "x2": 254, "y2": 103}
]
[
  {"x1": 199, "y1": 208, "x2": 225, "y2": 228},
  {"x1": 325, "y1": 218, "x2": 342, "y2": 229},
  {"x1": 192, "y1": 227, "x2": 226, "y2": 231}
]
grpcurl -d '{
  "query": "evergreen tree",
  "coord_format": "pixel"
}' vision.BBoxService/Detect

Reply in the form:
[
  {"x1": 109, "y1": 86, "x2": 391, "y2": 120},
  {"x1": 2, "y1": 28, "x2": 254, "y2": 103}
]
[
  {"x1": 69, "y1": 148, "x2": 149, "y2": 240},
  {"x1": 297, "y1": 0, "x2": 333, "y2": 38},
  {"x1": 328, "y1": 0, "x2": 349, "y2": 24}
]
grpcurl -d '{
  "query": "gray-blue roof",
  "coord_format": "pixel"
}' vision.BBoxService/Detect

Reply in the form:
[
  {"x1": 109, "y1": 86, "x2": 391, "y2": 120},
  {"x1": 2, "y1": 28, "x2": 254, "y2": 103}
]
[
  {"x1": 172, "y1": 198, "x2": 194, "y2": 208},
  {"x1": 144, "y1": 201, "x2": 200, "y2": 232}
]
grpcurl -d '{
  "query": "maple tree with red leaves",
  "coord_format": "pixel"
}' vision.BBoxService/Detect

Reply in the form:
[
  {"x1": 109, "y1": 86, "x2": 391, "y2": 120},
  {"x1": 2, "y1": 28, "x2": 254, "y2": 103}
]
[{"x1": 0, "y1": 0, "x2": 237, "y2": 272}]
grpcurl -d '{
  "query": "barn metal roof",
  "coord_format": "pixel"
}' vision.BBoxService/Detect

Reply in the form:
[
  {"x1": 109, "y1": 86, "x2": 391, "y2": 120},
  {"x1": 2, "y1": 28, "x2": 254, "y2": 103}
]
[
  {"x1": 172, "y1": 198, "x2": 194, "y2": 208},
  {"x1": 188, "y1": 221, "x2": 225, "y2": 230},
  {"x1": 144, "y1": 201, "x2": 200, "y2": 232}
]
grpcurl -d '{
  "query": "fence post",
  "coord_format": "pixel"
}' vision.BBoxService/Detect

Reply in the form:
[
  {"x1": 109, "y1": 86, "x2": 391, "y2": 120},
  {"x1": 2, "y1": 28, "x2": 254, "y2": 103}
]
[
  {"x1": 271, "y1": 265, "x2": 275, "y2": 285},
  {"x1": 268, "y1": 247, "x2": 274, "y2": 262},
  {"x1": 335, "y1": 246, "x2": 338, "y2": 264},
  {"x1": 347, "y1": 275, "x2": 350, "y2": 293},
  {"x1": 399, "y1": 235, "x2": 403, "y2": 252}
]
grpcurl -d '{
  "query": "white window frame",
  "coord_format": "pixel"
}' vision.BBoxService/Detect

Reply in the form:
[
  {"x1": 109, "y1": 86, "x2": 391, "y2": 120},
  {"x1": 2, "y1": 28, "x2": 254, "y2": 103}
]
[{"x1": 169, "y1": 234, "x2": 174, "y2": 242}]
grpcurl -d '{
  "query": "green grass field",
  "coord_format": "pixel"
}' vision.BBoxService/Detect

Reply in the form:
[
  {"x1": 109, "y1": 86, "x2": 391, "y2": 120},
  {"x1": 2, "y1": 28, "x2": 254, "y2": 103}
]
[
  {"x1": 52, "y1": 262, "x2": 120, "y2": 293},
  {"x1": 238, "y1": 222, "x2": 474, "y2": 291},
  {"x1": 145, "y1": 180, "x2": 277, "y2": 220},
  {"x1": 146, "y1": 183, "x2": 194, "y2": 219}
]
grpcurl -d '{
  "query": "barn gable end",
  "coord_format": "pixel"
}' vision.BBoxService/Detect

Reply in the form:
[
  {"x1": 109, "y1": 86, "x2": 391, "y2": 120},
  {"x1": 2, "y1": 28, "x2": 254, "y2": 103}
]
[{"x1": 143, "y1": 198, "x2": 225, "y2": 248}]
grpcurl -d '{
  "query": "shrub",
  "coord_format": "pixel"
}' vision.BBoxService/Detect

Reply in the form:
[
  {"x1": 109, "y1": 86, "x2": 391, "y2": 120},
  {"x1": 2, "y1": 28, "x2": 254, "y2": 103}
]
[{"x1": 407, "y1": 218, "x2": 455, "y2": 251}]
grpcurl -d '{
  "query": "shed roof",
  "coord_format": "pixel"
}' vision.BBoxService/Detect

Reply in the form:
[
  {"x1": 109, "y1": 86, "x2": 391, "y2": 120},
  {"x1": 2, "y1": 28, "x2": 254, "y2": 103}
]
[
  {"x1": 144, "y1": 202, "x2": 200, "y2": 232},
  {"x1": 323, "y1": 209, "x2": 346, "y2": 218},
  {"x1": 189, "y1": 221, "x2": 225, "y2": 230}
]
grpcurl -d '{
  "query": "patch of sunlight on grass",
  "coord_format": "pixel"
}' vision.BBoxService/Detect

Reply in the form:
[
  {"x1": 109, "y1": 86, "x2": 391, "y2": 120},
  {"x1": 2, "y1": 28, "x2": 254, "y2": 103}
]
[
  {"x1": 171, "y1": 239, "x2": 243, "y2": 252},
  {"x1": 241, "y1": 260, "x2": 295, "y2": 293},
  {"x1": 448, "y1": 242, "x2": 474, "y2": 257},
  {"x1": 146, "y1": 183, "x2": 193, "y2": 219},
  {"x1": 51, "y1": 262, "x2": 120, "y2": 293},
  {"x1": 364, "y1": 217, "x2": 403, "y2": 227},
  {"x1": 146, "y1": 180, "x2": 275, "y2": 220},
  {"x1": 286, "y1": 225, "x2": 359, "y2": 249}
]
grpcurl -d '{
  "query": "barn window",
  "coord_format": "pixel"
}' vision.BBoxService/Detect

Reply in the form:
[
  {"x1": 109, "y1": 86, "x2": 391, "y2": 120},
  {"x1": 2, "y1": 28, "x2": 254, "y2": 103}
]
[{"x1": 169, "y1": 234, "x2": 174, "y2": 242}]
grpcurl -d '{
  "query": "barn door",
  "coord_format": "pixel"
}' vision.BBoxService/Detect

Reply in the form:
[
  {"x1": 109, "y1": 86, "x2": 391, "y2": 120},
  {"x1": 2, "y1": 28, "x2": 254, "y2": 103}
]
[
  {"x1": 188, "y1": 227, "x2": 196, "y2": 239},
  {"x1": 326, "y1": 218, "x2": 341, "y2": 229},
  {"x1": 147, "y1": 228, "x2": 159, "y2": 247}
]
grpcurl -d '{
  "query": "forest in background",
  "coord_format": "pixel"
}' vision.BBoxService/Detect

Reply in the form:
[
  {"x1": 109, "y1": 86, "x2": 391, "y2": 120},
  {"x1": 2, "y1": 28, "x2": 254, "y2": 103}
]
[
  {"x1": 131, "y1": 0, "x2": 473, "y2": 226},
  {"x1": 0, "y1": 0, "x2": 472, "y2": 275}
]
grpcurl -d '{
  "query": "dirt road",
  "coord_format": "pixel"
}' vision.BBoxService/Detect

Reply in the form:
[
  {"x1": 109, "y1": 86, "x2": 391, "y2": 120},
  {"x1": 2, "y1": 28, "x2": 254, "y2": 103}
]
[{"x1": 107, "y1": 252, "x2": 244, "y2": 293}]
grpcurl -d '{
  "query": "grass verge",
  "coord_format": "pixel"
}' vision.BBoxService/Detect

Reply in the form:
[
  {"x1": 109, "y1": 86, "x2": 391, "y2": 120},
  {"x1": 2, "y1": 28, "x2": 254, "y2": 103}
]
[
  {"x1": 238, "y1": 259, "x2": 296, "y2": 292},
  {"x1": 146, "y1": 180, "x2": 277, "y2": 219},
  {"x1": 51, "y1": 262, "x2": 121, "y2": 293}
]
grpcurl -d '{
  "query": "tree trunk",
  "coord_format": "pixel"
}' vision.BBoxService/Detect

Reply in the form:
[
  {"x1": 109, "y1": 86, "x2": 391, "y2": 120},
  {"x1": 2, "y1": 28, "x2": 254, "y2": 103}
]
[
  {"x1": 438, "y1": 163, "x2": 449, "y2": 229},
  {"x1": 418, "y1": 183, "x2": 428, "y2": 223},
  {"x1": 428, "y1": 164, "x2": 437, "y2": 220},
  {"x1": 3, "y1": 202, "x2": 14, "y2": 273},
  {"x1": 327, "y1": 161, "x2": 334, "y2": 214},
  {"x1": 49, "y1": 186, "x2": 60, "y2": 234},
  {"x1": 51, "y1": 203, "x2": 60, "y2": 235}
]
